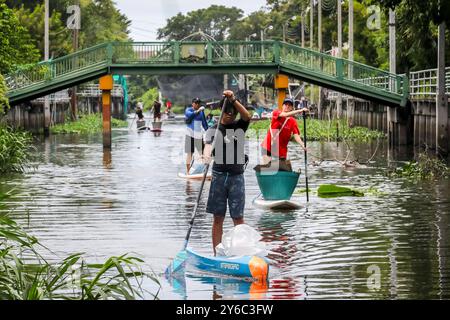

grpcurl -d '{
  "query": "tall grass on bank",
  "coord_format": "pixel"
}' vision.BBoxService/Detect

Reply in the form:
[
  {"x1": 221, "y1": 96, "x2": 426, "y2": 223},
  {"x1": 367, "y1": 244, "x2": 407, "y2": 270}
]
[
  {"x1": 0, "y1": 125, "x2": 34, "y2": 173},
  {"x1": 249, "y1": 119, "x2": 385, "y2": 142},
  {"x1": 0, "y1": 193, "x2": 160, "y2": 300},
  {"x1": 51, "y1": 114, "x2": 128, "y2": 134}
]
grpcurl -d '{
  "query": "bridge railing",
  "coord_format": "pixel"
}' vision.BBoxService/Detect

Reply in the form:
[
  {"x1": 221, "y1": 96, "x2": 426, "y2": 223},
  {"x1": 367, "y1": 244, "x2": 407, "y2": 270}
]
[
  {"x1": 280, "y1": 42, "x2": 337, "y2": 76},
  {"x1": 112, "y1": 42, "x2": 174, "y2": 64},
  {"x1": 109, "y1": 41, "x2": 276, "y2": 65},
  {"x1": 5, "y1": 43, "x2": 110, "y2": 94},
  {"x1": 279, "y1": 42, "x2": 407, "y2": 98},
  {"x1": 409, "y1": 67, "x2": 450, "y2": 98}
]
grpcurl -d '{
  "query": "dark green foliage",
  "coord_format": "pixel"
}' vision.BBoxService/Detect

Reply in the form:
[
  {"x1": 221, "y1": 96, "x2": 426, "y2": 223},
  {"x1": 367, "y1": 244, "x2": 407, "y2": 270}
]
[
  {"x1": 0, "y1": 1, "x2": 40, "y2": 74},
  {"x1": 0, "y1": 124, "x2": 34, "y2": 173},
  {"x1": 371, "y1": 0, "x2": 450, "y2": 71},
  {"x1": 0, "y1": 74, "x2": 8, "y2": 112},
  {"x1": 157, "y1": 5, "x2": 244, "y2": 41},
  {"x1": 249, "y1": 119, "x2": 385, "y2": 142}
]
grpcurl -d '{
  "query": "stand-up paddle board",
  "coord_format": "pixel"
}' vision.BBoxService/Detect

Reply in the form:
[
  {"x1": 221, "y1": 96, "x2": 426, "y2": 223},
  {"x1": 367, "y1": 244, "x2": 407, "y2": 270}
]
[
  {"x1": 186, "y1": 248, "x2": 269, "y2": 281},
  {"x1": 253, "y1": 198, "x2": 302, "y2": 210},
  {"x1": 178, "y1": 172, "x2": 212, "y2": 180}
]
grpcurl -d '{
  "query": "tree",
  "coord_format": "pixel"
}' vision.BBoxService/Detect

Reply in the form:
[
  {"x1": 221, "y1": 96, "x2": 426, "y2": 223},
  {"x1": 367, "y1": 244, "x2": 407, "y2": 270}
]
[
  {"x1": 157, "y1": 5, "x2": 244, "y2": 40},
  {"x1": 0, "y1": 1, "x2": 40, "y2": 74},
  {"x1": 6, "y1": 0, "x2": 131, "y2": 59},
  {"x1": 13, "y1": 4, "x2": 72, "y2": 59},
  {"x1": 0, "y1": 74, "x2": 9, "y2": 112},
  {"x1": 229, "y1": 10, "x2": 272, "y2": 40},
  {"x1": 371, "y1": 0, "x2": 450, "y2": 71},
  {"x1": 80, "y1": 0, "x2": 131, "y2": 47}
]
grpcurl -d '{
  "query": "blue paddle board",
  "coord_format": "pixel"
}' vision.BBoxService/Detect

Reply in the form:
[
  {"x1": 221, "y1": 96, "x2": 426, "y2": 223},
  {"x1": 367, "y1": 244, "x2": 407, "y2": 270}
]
[{"x1": 186, "y1": 248, "x2": 269, "y2": 281}]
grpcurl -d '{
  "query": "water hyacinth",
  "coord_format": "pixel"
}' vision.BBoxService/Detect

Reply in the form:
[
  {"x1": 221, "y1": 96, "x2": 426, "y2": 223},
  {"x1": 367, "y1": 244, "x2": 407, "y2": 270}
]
[
  {"x1": 51, "y1": 114, "x2": 128, "y2": 134},
  {"x1": 391, "y1": 153, "x2": 450, "y2": 180}
]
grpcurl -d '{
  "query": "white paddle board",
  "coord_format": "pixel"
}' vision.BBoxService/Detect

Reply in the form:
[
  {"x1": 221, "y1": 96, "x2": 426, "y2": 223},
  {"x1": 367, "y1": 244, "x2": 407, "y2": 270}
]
[
  {"x1": 253, "y1": 199, "x2": 302, "y2": 210},
  {"x1": 178, "y1": 172, "x2": 212, "y2": 181}
]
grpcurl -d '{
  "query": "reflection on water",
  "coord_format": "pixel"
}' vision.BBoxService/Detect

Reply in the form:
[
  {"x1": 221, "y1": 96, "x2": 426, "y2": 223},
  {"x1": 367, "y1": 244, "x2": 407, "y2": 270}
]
[{"x1": 0, "y1": 121, "x2": 449, "y2": 300}]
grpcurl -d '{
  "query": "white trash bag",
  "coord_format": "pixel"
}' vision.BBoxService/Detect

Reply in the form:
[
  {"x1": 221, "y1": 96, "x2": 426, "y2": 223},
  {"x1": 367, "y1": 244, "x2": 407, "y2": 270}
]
[{"x1": 215, "y1": 224, "x2": 267, "y2": 257}]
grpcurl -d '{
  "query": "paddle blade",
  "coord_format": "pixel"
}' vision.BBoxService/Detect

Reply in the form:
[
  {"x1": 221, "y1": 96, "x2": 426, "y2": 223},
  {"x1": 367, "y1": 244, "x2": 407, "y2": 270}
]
[{"x1": 165, "y1": 250, "x2": 188, "y2": 277}]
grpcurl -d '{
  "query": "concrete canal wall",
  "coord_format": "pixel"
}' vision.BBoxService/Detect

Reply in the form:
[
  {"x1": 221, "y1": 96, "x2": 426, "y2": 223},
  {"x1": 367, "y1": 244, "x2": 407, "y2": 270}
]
[
  {"x1": 325, "y1": 97, "x2": 449, "y2": 151},
  {"x1": 5, "y1": 94, "x2": 126, "y2": 133}
]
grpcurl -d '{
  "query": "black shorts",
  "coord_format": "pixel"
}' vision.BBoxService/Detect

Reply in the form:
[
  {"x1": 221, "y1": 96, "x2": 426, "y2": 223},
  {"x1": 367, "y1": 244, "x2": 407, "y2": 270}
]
[{"x1": 185, "y1": 135, "x2": 204, "y2": 154}]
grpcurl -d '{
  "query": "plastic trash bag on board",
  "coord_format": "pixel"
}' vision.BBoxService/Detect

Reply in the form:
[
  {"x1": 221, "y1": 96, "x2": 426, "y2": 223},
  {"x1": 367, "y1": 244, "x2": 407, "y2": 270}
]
[{"x1": 215, "y1": 224, "x2": 267, "y2": 257}]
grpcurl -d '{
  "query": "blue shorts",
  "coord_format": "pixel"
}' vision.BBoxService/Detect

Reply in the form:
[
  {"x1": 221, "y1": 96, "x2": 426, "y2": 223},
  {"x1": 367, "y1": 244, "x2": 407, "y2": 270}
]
[{"x1": 206, "y1": 171, "x2": 245, "y2": 219}]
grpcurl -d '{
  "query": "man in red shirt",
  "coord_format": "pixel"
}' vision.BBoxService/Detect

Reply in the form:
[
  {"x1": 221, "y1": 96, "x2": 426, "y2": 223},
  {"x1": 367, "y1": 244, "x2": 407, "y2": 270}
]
[{"x1": 261, "y1": 98, "x2": 308, "y2": 165}]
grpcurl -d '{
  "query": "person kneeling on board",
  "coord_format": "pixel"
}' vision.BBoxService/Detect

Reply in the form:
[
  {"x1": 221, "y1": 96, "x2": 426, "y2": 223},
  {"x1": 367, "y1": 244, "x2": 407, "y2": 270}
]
[
  {"x1": 203, "y1": 90, "x2": 251, "y2": 256},
  {"x1": 260, "y1": 98, "x2": 308, "y2": 171},
  {"x1": 185, "y1": 98, "x2": 208, "y2": 175}
]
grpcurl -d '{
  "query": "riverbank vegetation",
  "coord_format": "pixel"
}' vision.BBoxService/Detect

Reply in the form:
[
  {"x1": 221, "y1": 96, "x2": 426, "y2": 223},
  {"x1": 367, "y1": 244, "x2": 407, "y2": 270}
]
[
  {"x1": 51, "y1": 114, "x2": 127, "y2": 134},
  {"x1": 0, "y1": 124, "x2": 34, "y2": 174},
  {"x1": 391, "y1": 153, "x2": 450, "y2": 180},
  {"x1": 249, "y1": 119, "x2": 385, "y2": 142},
  {"x1": 0, "y1": 193, "x2": 160, "y2": 300}
]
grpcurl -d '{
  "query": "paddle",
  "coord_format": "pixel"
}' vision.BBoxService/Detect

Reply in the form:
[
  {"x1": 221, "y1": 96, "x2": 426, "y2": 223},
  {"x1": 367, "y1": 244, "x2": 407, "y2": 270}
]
[
  {"x1": 128, "y1": 113, "x2": 137, "y2": 130},
  {"x1": 303, "y1": 111, "x2": 309, "y2": 202},
  {"x1": 166, "y1": 97, "x2": 228, "y2": 276}
]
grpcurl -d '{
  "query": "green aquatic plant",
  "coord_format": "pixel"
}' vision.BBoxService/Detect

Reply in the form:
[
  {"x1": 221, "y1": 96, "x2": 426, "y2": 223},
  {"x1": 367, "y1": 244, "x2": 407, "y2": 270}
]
[
  {"x1": 0, "y1": 125, "x2": 34, "y2": 173},
  {"x1": 392, "y1": 153, "x2": 450, "y2": 180},
  {"x1": 249, "y1": 119, "x2": 385, "y2": 142},
  {"x1": 51, "y1": 114, "x2": 127, "y2": 134},
  {"x1": 364, "y1": 187, "x2": 388, "y2": 197},
  {"x1": 317, "y1": 184, "x2": 365, "y2": 198},
  {"x1": 0, "y1": 193, "x2": 160, "y2": 300}
]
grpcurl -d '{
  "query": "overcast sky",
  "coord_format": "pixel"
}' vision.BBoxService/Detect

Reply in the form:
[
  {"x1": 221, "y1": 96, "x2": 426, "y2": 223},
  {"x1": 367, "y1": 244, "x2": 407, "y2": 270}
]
[{"x1": 115, "y1": 0, "x2": 267, "y2": 41}]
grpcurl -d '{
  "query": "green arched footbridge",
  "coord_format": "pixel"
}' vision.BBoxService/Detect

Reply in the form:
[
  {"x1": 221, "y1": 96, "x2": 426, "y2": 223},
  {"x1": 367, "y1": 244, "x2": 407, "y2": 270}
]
[{"x1": 5, "y1": 41, "x2": 409, "y2": 107}]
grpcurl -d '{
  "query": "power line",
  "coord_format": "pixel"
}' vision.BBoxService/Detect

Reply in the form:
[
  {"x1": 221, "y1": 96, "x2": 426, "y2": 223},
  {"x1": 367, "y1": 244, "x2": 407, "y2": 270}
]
[{"x1": 130, "y1": 26, "x2": 158, "y2": 33}]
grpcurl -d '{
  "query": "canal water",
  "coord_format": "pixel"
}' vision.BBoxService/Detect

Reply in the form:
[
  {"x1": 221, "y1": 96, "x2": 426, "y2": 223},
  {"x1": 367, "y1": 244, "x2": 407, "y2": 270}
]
[{"x1": 1, "y1": 118, "x2": 449, "y2": 300}]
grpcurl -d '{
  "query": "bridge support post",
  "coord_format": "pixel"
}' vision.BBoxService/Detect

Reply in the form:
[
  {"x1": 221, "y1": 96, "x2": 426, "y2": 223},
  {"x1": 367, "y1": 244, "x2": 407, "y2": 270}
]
[
  {"x1": 100, "y1": 75, "x2": 113, "y2": 149},
  {"x1": 275, "y1": 74, "x2": 289, "y2": 110},
  {"x1": 436, "y1": 22, "x2": 448, "y2": 155}
]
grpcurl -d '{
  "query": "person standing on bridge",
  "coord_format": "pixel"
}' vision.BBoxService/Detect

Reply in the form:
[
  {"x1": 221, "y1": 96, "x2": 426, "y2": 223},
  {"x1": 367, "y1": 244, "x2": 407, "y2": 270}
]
[
  {"x1": 202, "y1": 90, "x2": 251, "y2": 256},
  {"x1": 185, "y1": 97, "x2": 208, "y2": 174},
  {"x1": 260, "y1": 98, "x2": 308, "y2": 167}
]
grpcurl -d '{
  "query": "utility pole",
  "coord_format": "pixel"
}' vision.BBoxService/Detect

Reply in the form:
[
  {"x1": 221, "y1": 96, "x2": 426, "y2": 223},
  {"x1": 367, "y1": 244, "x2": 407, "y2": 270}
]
[
  {"x1": 348, "y1": 0, "x2": 354, "y2": 64},
  {"x1": 436, "y1": 22, "x2": 448, "y2": 155},
  {"x1": 348, "y1": 0, "x2": 354, "y2": 126},
  {"x1": 336, "y1": 0, "x2": 343, "y2": 119},
  {"x1": 388, "y1": 8, "x2": 396, "y2": 146},
  {"x1": 318, "y1": 0, "x2": 322, "y2": 119},
  {"x1": 44, "y1": 0, "x2": 51, "y2": 137},
  {"x1": 310, "y1": 0, "x2": 314, "y2": 106},
  {"x1": 301, "y1": 11, "x2": 305, "y2": 48},
  {"x1": 71, "y1": 0, "x2": 80, "y2": 121}
]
